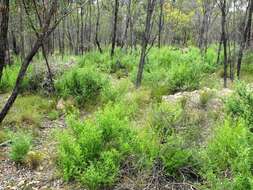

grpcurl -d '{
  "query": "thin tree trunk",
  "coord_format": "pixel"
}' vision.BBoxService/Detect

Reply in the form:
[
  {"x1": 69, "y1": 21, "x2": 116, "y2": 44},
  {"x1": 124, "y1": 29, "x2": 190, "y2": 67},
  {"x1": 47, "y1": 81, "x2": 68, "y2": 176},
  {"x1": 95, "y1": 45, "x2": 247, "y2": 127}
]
[
  {"x1": 95, "y1": 0, "x2": 102, "y2": 53},
  {"x1": 220, "y1": 0, "x2": 228, "y2": 88},
  {"x1": 158, "y1": 0, "x2": 164, "y2": 48},
  {"x1": 136, "y1": 0, "x2": 157, "y2": 88},
  {"x1": 111, "y1": 0, "x2": 119, "y2": 57},
  {"x1": 19, "y1": 0, "x2": 25, "y2": 59},
  {"x1": 0, "y1": 0, "x2": 58, "y2": 123},
  {"x1": 80, "y1": 6, "x2": 84, "y2": 55},
  {"x1": 121, "y1": 0, "x2": 132, "y2": 49},
  {"x1": 237, "y1": 0, "x2": 253, "y2": 79},
  {"x1": 0, "y1": 0, "x2": 9, "y2": 82}
]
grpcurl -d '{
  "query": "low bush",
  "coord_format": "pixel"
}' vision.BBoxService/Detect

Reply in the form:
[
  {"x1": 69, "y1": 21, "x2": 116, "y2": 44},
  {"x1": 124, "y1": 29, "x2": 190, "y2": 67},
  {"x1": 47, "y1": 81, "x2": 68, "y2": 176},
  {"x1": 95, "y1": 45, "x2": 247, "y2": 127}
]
[
  {"x1": 166, "y1": 62, "x2": 202, "y2": 93},
  {"x1": 199, "y1": 89, "x2": 214, "y2": 108},
  {"x1": 201, "y1": 119, "x2": 253, "y2": 190},
  {"x1": 160, "y1": 135, "x2": 198, "y2": 179},
  {"x1": 56, "y1": 102, "x2": 139, "y2": 189},
  {"x1": 226, "y1": 82, "x2": 253, "y2": 128},
  {"x1": 10, "y1": 132, "x2": 32, "y2": 163},
  {"x1": 150, "y1": 102, "x2": 182, "y2": 142},
  {"x1": 56, "y1": 67, "x2": 109, "y2": 106}
]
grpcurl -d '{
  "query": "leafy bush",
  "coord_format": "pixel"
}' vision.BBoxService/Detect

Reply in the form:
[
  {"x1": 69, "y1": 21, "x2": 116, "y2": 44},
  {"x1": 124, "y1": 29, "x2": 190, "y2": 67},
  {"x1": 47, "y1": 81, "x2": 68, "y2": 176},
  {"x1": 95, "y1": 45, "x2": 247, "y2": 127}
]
[
  {"x1": 200, "y1": 89, "x2": 214, "y2": 108},
  {"x1": 161, "y1": 135, "x2": 197, "y2": 178},
  {"x1": 150, "y1": 102, "x2": 182, "y2": 141},
  {"x1": 56, "y1": 103, "x2": 139, "y2": 189},
  {"x1": 166, "y1": 62, "x2": 202, "y2": 93},
  {"x1": 56, "y1": 67, "x2": 109, "y2": 106},
  {"x1": 10, "y1": 132, "x2": 32, "y2": 163},
  {"x1": 201, "y1": 119, "x2": 253, "y2": 190},
  {"x1": 226, "y1": 82, "x2": 253, "y2": 128}
]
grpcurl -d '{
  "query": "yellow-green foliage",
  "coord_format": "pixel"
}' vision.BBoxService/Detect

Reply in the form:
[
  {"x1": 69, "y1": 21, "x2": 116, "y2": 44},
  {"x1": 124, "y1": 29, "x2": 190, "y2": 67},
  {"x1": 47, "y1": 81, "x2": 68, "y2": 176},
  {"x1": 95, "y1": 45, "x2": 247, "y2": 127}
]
[
  {"x1": 200, "y1": 89, "x2": 214, "y2": 107},
  {"x1": 3, "y1": 95, "x2": 55, "y2": 128},
  {"x1": 201, "y1": 119, "x2": 253, "y2": 190},
  {"x1": 10, "y1": 132, "x2": 32, "y2": 163},
  {"x1": 0, "y1": 130, "x2": 8, "y2": 143},
  {"x1": 25, "y1": 151, "x2": 44, "y2": 169}
]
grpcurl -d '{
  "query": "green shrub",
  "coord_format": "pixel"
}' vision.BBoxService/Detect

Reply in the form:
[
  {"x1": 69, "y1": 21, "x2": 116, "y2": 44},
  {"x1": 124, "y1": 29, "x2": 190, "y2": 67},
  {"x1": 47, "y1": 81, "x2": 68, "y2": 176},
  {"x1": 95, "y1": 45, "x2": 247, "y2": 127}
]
[
  {"x1": 10, "y1": 132, "x2": 32, "y2": 163},
  {"x1": 226, "y1": 82, "x2": 253, "y2": 128},
  {"x1": 150, "y1": 102, "x2": 182, "y2": 141},
  {"x1": 167, "y1": 62, "x2": 202, "y2": 93},
  {"x1": 56, "y1": 103, "x2": 139, "y2": 189},
  {"x1": 201, "y1": 119, "x2": 253, "y2": 190},
  {"x1": 56, "y1": 67, "x2": 109, "y2": 106},
  {"x1": 161, "y1": 135, "x2": 197, "y2": 178},
  {"x1": 200, "y1": 89, "x2": 214, "y2": 108}
]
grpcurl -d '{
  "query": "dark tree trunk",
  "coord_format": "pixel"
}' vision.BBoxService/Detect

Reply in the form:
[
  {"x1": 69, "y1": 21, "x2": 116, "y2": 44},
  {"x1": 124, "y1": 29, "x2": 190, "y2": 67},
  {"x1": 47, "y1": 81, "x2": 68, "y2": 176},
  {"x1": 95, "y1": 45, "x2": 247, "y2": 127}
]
[
  {"x1": 0, "y1": 0, "x2": 9, "y2": 82},
  {"x1": 237, "y1": 0, "x2": 253, "y2": 79},
  {"x1": 111, "y1": 0, "x2": 119, "y2": 57},
  {"x1": 0, "y1": 0, "x2": 58, "y2": 123},
  {"x1": 158, "y1": 0, "x2": 164, "y2": 48},
  {"x1": 220, "y1": 0, "x2": 228, "y2": 88},
  {"x1": 95, "y1": 0, "x2": 102, "y2": 53},
  {"x1": 136, "y1": 0, "x2": 157, "y2": 88},
  {"x1": 12, "y1": 30, "x2": 19, "y2": 55}
]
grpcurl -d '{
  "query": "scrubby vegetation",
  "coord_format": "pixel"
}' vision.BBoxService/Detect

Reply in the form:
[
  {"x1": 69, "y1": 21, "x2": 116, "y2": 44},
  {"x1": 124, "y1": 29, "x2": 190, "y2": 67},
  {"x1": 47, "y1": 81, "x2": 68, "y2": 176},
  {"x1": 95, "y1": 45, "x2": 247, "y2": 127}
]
[{"x1": 2, "y1": 45, "x2": 253, "y2": 189}]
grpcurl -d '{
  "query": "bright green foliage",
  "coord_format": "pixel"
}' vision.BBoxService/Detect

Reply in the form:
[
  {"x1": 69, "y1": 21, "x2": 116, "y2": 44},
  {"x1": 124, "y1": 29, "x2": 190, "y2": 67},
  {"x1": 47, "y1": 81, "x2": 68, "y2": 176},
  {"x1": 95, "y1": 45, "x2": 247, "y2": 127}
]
[
  {"x1": 56, "y1": 67, "x2": 109, "y2": 106},
  {"x1": 226, "y1": 82, "x2": 253, "y2": 128},
  {"x1": 0, "y1": 63, "x2": 44, "y2": 93},
  {"x1": 201, "y1": 119, "x2": 253, "y2": 190},
  {"x1": 10, "y1": 132, "x2": 32, "y2": 163},
  {"x1": 56, "y1": 102, "x2": 139, "y2": 189},
  {"x1": 161, "y1": 135, "x2": 196, "y2": 178}
]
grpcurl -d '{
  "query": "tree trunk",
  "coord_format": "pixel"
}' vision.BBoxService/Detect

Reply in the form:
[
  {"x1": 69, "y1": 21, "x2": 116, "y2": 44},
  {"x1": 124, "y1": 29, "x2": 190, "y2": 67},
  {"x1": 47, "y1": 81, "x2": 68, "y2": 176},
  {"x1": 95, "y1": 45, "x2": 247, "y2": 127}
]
[
  {"x1": 0, "y1": 0, "x2": 58, "y2": 123},
  {"x1": 136, "y1": 0, "x2": 156, "y2": 88},
  {"x1": 0, "y1": 0, "x2": 9, "y2": 82},
  {"x1": 121, "y1": 0, "x2": 132, "y2": 49},
  {"x1": 95, "y1": 0, "x2": 102, "y2": 53},
  {"x1": 158, "y1": 0, "x2": 164, "y2": 48},
  {"x1": 111, "y1": 0, "x2": 119, "y2": 57},
  {"x1": 221, "y1": 0, "x2": 228, "y2": 88},
  {"x1": 237, "y1": 0, "x2": 253, "y2": 79}
]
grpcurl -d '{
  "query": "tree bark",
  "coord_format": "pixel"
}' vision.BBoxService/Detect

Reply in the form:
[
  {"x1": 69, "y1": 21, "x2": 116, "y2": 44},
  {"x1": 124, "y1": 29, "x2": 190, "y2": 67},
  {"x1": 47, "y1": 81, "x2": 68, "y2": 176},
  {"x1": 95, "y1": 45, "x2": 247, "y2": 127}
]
[
  {"x1": 136, "y1": 0, "x2": 156, "y2": 88},
  {"x1": 0, "y1": 0, "x2": 58, "y2": 123},
  {"x1": 95, "y1": 0, "x2": 102, "y2": 53},
  {"x1": 121, "y1": 0, "x2": 132, "y2": 49},
  {"x1": 237, "y1": 0, "x2": 253, "y2": 79},
  {"x1": 111, "y1": 0, "x2": 119, "y2": 57},
  {"x1": 220, "y1": 0, "x2": 228, "y2": 88},
  {"x1": 0, "y1": 0, "x2": 9, "y2": 82},
  {"x1": 158, "y1": 0, "x2": 164, "y2": 48}
]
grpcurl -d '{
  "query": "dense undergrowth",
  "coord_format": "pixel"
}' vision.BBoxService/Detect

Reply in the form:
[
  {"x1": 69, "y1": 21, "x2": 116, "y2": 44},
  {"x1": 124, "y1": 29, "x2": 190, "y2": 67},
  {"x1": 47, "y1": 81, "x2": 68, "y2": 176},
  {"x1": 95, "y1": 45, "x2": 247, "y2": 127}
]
[{"x1": 2, "y1": 46, "x2": 253, "y2": 189}]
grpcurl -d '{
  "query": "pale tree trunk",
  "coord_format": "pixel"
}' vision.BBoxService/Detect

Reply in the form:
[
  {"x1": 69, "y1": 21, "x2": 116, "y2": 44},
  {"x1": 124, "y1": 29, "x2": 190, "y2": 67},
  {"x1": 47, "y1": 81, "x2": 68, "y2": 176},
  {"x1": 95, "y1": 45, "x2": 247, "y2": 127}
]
[{"x1": 121, "y1": 0, "x2": 132, "y2": 49}]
